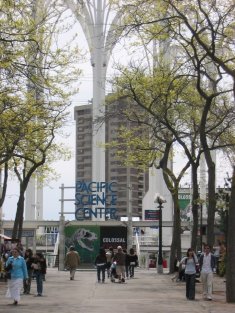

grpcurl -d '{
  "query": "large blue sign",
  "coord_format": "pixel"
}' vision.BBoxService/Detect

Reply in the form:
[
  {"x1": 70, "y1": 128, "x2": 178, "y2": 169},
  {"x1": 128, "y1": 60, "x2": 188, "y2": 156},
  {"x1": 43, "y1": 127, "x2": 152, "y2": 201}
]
[{"x1": 75, "y1": 181, "x2": 118, "y2": 220}]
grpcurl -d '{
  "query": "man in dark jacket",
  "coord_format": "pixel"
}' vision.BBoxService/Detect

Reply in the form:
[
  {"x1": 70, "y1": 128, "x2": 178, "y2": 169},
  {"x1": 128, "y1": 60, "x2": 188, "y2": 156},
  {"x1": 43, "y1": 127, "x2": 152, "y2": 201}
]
[{"x1": 95, "y1": 248, "x2": 107, "y2": 283}]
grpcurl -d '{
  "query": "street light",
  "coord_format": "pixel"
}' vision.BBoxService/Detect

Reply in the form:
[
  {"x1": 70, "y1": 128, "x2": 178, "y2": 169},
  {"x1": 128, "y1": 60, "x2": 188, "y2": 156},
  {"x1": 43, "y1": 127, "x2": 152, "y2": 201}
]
[
  {"x1": 124, "y1": 183, "x2": 133, "y2": 252},
  {"x1": 154, "y1": 193, "x2": 167, "y2": 274}
]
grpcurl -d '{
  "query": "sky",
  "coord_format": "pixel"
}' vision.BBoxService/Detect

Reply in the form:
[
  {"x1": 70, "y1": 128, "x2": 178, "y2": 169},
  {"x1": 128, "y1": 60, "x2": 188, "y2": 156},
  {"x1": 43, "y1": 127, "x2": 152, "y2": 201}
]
[{"x1": 1, "y1": 6, "x2": 233, "y2": 221}]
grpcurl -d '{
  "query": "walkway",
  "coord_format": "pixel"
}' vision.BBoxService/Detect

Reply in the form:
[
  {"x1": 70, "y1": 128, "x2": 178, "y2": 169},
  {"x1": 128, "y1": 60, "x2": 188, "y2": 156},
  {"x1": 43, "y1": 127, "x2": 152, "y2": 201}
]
[{"x1": 0, "y1": 268, "x2": 234, "y2": 313}]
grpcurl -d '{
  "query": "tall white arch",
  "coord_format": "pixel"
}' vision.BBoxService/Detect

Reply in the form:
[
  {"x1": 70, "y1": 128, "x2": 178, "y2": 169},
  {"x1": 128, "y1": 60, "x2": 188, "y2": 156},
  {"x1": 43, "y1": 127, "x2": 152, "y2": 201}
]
[{"x1": 65, "y1": 1, "x2": 122, "y2": 219}]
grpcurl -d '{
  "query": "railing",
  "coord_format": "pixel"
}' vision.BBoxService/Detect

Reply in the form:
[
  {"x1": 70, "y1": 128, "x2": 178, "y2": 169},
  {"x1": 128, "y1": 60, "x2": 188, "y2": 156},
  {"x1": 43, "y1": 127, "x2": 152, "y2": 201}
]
[
  {"x1": 136, "y1": 235, "x2": 158, "y2": 246},
  {"x1": 132, "y1": 235, "x2": 158, "y2": 268},
  {"x1": 34, "y1": 233, "x2": 59, "y2": 268},
  {"x1": 35, "y1": 233, "x2": 58, "y2": 247},
  {"x1": 44, "y1": 254, "x2": 57, "y2": 268}
]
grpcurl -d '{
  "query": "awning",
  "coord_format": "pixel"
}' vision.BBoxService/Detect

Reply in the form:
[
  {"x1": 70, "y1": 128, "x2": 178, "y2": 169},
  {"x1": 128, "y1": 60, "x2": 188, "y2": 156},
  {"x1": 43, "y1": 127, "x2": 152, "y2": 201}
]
[{"x1": 0, "y1": 234, "x2": 12, "y2": 240}]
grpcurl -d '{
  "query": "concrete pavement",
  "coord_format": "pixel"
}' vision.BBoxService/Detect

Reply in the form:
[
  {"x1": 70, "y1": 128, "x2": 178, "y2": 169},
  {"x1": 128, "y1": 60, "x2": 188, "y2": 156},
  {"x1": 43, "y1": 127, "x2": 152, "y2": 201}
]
[{"x1": 0, "y1": 268, "x2": 235, "y2": 313}]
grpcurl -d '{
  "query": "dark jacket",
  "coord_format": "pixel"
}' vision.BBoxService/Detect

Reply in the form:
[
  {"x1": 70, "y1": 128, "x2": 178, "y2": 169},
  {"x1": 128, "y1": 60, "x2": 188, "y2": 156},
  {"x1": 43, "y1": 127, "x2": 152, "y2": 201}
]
[
  {"x1": 129, "y1": 254, "x2": 138, "y2": 266},
  {"x1": 95, "y1": 254, "x2": 107, "y2": 266},
  {"x1": 24, "y1": 253, "x2": 34, "y2": 271},
  {"x1": 32, "y1": 255, "x2": 47, "y2": 275},
  {"x1": 113, "y1": 251, "x2": 126, "y2": 266},
  {"x1": 199, "y1": 253, "x2": 216, "y2": 271}
]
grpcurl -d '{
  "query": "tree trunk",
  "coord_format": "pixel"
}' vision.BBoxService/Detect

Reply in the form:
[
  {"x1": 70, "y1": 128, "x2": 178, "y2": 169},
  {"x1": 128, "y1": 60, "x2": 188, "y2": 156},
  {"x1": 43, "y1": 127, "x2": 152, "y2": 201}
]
[
  {"x1": 12, "y1": 200, "x2": 21, "y2": 239},
  {"x1": 205, "y1": 159, "x2": 216, "y2": 248},
  {"x1": 17, "y1": 194, "x2": 25, "y2": 240},
  {"x1": 226, "y1": 166, "x2": 235, "y2": 302},
  {"x1": 169, "y1": 190, "x2": 181, "y2": 273},
  {"x1": 0, "y1": 162, "x2": 8, "y2": 208},
  {"x1": 191, "y1": 164, "x2": 200, "y2": 250},
  {"x1": 158, "y1": 142, "x2": 188, "y2": 273},
  {"x1": 12, "y1": 181, "x2": 27, "y2": 240},
  {"x1": 200, "y1": 97, "x2": 216, "y2": 248}
]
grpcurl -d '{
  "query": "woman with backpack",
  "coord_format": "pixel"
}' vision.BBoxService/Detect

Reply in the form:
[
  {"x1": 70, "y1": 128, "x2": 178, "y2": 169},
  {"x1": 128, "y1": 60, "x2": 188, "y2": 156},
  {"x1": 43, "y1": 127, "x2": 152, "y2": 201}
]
[{"x1": 180, "y1": 248, "x2": 198, "y2": 300}]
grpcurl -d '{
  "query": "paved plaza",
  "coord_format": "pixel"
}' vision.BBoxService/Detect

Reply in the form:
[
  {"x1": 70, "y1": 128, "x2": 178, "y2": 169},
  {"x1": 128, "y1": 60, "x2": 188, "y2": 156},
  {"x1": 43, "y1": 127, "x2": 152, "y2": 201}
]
[{"x1": 0, "y1": 268, "x2": 235, "y2": 313}]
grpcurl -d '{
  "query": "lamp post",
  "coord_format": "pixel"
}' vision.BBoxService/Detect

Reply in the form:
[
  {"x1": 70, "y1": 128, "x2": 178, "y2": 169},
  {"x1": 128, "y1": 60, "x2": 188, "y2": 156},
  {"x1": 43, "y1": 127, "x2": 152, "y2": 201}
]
[
  {"x1": 224, "y1": 174, "x2": 231, "y2": 246},
  {"x1": 59, "y1": 184, "x2": 65, "y2": 271},
  {"x1": 154, "y1": 193, "x2": 166, "y2": 274},
  {"x1": 200, "y1": 203, "x2": 203, "y2": 252},
  {"x1": 127, "y1": 185, "x2": 133, "y2": 252}
]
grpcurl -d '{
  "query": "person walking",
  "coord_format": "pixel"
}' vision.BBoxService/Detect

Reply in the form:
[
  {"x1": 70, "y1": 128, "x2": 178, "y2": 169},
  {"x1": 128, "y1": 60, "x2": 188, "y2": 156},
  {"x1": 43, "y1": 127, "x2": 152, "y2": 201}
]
[
  {"x1": 123, "y1": 248, "x2": 130, "y2": 279},
  {"x1": 65, "y1": 245, "x2": 80, "y2": 281},
  {"x1": 171, "y1": 256, "x2": 180, "y2": 281},
  {"x1": 32, "y1": 252, "x2": 47, "y2": 296},
  {"x1": 106, "y1": 246, "x2": 114, "y2": 278},
  {"x1": 95, "y1": 248, "x2": 107, "y2": 283},
  {"x1": 113, "y1": 246, "x2": 126, "y2": 283},
  {"x1": 180, "y1": 248, "x2": 198, "y2": 300},
  {"x1": 5, "y1": 247, "x2": 28, "y2": 305},
  {"x1": 199, "y1": 244, "x2": 216, "y2": 301},
  {"x1": 128, "y1": 248, "x2": 138, "y2": 278},
  {"x1": 23, "y1": 248, "x2": 34, "y2": 294}
]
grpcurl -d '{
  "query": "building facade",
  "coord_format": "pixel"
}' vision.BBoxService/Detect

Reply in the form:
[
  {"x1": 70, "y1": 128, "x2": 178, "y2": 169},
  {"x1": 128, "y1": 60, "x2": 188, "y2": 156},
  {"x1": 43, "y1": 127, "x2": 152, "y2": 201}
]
[{"x1": 74, "y1": 99, "x2": 148, "y2": 220}]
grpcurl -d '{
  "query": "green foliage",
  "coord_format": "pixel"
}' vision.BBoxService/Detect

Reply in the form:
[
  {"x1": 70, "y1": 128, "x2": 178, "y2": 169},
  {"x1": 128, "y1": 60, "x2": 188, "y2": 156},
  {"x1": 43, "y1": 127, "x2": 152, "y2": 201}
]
[
  {"x1": 112, "y1": 0, "x2": 235, "y2": 285},
  {"x1": 0, "y1": 1, "x2": 81, "y2": 158},
  {"x1": 218, "y1": 256, "x2": 226, "y2": 277},
  {"x1": 106, "y1": 124, "x2": 162, "y2": 170},
  {"x1": 0, "y1": 1, "x2": 83, "y2": 212}
]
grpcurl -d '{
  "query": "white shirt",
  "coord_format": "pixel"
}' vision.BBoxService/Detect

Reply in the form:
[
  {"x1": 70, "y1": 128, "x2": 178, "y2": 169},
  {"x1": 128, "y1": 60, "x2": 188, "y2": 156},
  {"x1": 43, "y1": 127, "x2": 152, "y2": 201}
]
[{"x1": 201, "y1": 253, "x2": 212, "y2": 273}]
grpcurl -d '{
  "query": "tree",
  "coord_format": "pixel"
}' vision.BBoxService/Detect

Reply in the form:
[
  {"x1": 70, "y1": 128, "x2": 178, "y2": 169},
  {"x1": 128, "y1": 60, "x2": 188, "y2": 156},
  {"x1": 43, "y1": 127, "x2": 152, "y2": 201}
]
[
  {"x1": 0, "y1": 0, "x2": 82, "y2": 239},
  {"x1": 114, "y1": 0, "x2": 235, "y2": 301},
  {"x1": 107, "y1": 52, "x2": 234, "y2": 268},
  {"x1": 105, "y1": 64, "x2": 203, "y2": 272},
  {"x1": 162, "y1": 1, "x2": 235, "y2": 300}
]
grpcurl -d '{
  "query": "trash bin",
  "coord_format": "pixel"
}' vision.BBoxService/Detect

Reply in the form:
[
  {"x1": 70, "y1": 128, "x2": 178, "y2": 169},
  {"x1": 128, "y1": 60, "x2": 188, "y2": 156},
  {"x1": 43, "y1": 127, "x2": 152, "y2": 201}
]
[
  {"x1": 149, "y1": 259, "x2": 156, "y2": 268},
  {"x1": 163, "y1": 259, "x2": 167, "y2": 268}
]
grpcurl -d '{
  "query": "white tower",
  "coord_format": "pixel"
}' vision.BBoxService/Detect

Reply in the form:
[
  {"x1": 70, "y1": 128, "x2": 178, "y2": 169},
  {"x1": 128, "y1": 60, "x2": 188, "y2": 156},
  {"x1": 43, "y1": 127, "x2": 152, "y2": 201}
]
[
  {"x1": 142, "y1": 38, "x2": 173, "y2": 245},
  {"x1": 25, "y1": 177, "x2": 43, "y2": 221},
  {"x1": 65, "y1": 0, "x2": 122, "y2": 220}
]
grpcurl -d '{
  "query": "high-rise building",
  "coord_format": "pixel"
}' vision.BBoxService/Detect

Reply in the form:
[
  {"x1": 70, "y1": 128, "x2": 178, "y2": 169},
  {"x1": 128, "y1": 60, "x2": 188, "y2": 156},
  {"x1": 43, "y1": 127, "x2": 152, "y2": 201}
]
[
  {"x1": 74, "y1": 99, "x2": 148, "y2": 219},
  {"x1": 74, "y1": 104, "x2": 93, "y2": 183}
]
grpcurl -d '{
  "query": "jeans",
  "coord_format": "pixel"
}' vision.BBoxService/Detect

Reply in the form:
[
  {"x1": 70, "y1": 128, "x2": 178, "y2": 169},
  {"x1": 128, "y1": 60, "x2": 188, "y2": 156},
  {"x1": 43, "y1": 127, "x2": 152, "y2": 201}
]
[
  {"x1": 106, "y1": 262, "x2": 111, "y2": 278},
  {"x1": 129, "y1": 265, "x2": 135, "y2": 277},
  {"x1": 185, "y1": 274, "x2": 196, "y2": 300},
  {"x1": 24, "y1": 269, "x2": 33, "y2": 294},
  {"x1": 34, "y1": 271, "x2": 43, "y2": 295},
  {"x1": 97, "y1": 265, "x2": 106, "y2": 282},
  {"x1": 125, "y1": 265, "x2": 129, "y2": 278},
  {"x1": 70, "y1": 268, "x2": 76, "y2": 280}
]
